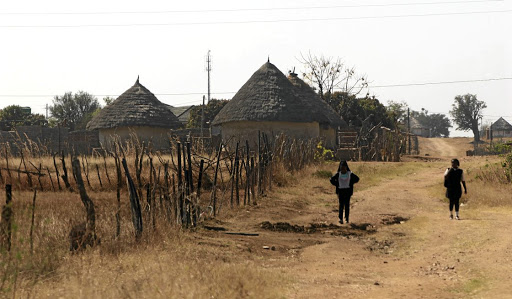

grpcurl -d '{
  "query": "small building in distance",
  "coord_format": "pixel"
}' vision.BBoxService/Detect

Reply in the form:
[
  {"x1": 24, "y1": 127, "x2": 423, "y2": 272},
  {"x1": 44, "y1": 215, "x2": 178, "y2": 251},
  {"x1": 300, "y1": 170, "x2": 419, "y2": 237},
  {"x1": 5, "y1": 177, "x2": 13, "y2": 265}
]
[
  {"x1": 86, "y1": 77, "x2": 182, "y2": 149},
  {"x1": 212, "y1": 61, "x2": 346, "y2": 148},
  {"x1": 487, "y1": 117, "x2": 512, "y2": 139},
  {"x1": 409, "y1": 117, "x2": 430, "y2": 137}
]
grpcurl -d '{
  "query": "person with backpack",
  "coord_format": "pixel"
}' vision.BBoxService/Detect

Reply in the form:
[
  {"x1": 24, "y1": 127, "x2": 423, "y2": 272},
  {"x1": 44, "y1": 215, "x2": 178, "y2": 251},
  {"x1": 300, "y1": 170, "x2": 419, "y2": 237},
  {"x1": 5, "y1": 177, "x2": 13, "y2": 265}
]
[
  {"x1": 330, "y1": 160, "x2": 360, "y2": 224},
  {"x1": 444, "y1": 158, "x2": 467, "y2": 220}
]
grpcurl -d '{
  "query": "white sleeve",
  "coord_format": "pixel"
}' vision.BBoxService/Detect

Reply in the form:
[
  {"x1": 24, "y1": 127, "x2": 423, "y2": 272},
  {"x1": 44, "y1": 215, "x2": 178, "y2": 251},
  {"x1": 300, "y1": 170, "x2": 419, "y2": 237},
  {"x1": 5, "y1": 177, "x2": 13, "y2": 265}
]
[{"x1": 444, "y1": 169, "x2": 449, "y2": 177}]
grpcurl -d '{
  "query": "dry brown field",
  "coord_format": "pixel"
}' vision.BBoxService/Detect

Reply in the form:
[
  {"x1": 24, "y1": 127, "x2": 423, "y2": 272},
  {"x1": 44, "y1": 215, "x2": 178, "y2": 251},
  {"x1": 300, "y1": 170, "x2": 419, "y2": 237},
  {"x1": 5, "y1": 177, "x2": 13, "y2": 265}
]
[{"x1": 1, "y1": 137, "x2": 511, "y2": 298}]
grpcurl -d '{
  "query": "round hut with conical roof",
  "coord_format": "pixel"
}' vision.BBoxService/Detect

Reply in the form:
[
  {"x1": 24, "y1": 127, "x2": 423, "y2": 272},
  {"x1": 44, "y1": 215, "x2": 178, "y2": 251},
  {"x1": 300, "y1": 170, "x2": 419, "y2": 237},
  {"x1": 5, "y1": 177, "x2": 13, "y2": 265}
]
[
  {"x1": 287, "y1": 71, "x2": 347, "y2": 147},
  {"x1": 212, "y1": 61, "x2": 346, "y2": 147},
  {"x1": 87, "y1": 78, "x2": 182, "y2": 148}
]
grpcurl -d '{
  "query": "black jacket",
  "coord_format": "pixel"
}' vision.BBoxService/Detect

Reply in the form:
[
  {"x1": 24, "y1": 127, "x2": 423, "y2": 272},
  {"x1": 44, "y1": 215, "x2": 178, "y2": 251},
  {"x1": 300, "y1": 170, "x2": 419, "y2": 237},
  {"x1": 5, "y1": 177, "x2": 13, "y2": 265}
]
[
  {"x1": 330, "y1": 171, "x2": 360, "y2": 196},
  {"x1": 445, "y1": 168, "x2": 463, "y2": 198}
]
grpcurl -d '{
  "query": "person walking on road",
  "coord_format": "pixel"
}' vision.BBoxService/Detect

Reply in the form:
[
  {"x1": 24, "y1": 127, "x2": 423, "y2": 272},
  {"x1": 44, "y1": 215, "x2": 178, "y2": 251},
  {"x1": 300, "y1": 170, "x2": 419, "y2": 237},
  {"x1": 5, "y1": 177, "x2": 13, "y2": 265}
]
[
  {"x1": 330, "y1": 160, "x2": 360, "y2": 224},
  {"x1": 444, "y1": 158, "x2": 467, "y2": 220}
]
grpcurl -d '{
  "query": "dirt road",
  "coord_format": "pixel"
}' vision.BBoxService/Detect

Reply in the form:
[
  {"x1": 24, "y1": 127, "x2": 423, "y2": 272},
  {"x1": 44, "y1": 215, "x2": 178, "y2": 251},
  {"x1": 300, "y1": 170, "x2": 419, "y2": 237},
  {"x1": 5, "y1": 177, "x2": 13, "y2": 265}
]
[{"x1": 208, "y1": 138, "x2": 511, "y2": 298}]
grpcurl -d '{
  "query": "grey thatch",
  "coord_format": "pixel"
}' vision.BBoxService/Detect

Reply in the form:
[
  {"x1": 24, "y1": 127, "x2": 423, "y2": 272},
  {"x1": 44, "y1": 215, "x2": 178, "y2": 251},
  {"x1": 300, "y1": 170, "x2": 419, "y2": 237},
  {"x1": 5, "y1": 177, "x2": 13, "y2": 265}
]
[
  {"x1": 87, "y1": 78, "x2": 181, "y2": 130},
  {"x1": 287, "y1": 72, "x2": 346, "y2": 128},
  {"x1": 490, "y1": 117, "x2": 512, "y2": 130},
  {"x1": 213, "y1": 61, "x2": 345, "y2": 127}
]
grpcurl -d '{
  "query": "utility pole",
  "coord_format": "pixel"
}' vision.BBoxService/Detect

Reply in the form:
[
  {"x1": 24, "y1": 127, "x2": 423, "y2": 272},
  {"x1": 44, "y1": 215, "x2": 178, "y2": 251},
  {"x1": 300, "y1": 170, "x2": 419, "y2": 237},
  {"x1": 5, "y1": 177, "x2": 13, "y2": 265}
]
[
  {"x1": 45, "y1": 103, "x2": 49, "y2": 119},
  {"x1": 407, "y1": 108, "x2": 411, "y2": 154},
  {"x1": 206, "y1": 50, "x2": 212, "y2": 104},
  {"x1": 201, "y1": 95, "x2": 205, "y2": 137}
]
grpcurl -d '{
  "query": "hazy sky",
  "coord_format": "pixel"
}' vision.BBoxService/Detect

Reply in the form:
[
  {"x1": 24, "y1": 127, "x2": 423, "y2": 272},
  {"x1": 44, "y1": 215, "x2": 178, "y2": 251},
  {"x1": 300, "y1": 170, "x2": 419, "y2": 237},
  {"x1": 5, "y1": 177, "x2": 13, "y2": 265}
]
[{"x1": 1, "y1": 0, "x2": 510, "y2": 136}]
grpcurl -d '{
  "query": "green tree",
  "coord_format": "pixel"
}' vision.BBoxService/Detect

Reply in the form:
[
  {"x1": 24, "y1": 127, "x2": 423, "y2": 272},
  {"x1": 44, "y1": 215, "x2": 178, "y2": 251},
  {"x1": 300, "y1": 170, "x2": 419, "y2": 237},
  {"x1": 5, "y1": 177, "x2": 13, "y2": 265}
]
[
  {"x1": 325, "y1": 92, "x2": 391, "y2": 128},
  {"x1": 50, "y1": 91, "x2": 100, "y2": 131},
  {"x1": 0, "y1": 105, "x2": 47, "y2": 131},
  {"x1": 187, "y1": 99, "x2": 229, "y2": 128},
  {"x1": 359, "y1": 96, "x2": 392, "y2": 128},
  {"x1": 103, "y1": 96, "x2": 116, "y2": 106},
  {"x1": 450, "y1": 94, "x2": 486, "y2": 142},
  {"x1": 386, "y1": 100, "x2": 409, "y2": 125},
  {"x1": 412, "y1": 109, "x2": 452, "y2": 137}
]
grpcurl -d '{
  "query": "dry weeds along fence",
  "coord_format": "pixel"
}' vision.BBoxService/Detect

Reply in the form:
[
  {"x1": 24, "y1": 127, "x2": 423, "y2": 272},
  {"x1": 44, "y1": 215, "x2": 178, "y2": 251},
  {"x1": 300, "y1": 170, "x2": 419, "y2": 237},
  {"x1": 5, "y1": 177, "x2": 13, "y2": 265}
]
[{"x1": 0, "y1": 133, "x2": 317, "y2": 250}]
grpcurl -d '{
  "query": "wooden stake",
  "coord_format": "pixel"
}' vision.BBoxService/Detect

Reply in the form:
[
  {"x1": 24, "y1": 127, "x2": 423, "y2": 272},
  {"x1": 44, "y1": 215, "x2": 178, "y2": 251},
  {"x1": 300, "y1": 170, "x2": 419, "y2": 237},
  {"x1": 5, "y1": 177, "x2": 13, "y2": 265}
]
[
  {"x1": 122, "y1": 158, "x2": 143, "y2": 239},
  {"x1": 0, "y1": 184, "x2": 13, "y2": 251},
  {"x1": 29, "y1": 189, "x2": 37, "y2": 254},
  {"x1": 210, "y1": 143, "x2": 223, "y2": 217},
  {"x1": 53, "y1": 153, "x2": 62, "y2": 191}
]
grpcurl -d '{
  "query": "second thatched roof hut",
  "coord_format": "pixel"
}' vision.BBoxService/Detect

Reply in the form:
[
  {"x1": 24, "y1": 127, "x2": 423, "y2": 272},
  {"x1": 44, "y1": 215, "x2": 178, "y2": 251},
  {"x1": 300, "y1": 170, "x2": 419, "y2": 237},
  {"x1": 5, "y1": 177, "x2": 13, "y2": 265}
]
[{"x1": 212, "y1": 61, "x2": 346, "y2": 148}]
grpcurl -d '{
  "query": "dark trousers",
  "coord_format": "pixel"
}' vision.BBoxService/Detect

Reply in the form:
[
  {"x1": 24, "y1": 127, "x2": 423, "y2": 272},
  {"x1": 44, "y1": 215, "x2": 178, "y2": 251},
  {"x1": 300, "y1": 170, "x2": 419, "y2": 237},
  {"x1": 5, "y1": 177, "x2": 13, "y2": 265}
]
[
  {"x1": 337, "y1": 192, "x2": 351, "y2": 222},
  {"x1": 449, "y1": 196, "x2": 460, "y2": 212}
]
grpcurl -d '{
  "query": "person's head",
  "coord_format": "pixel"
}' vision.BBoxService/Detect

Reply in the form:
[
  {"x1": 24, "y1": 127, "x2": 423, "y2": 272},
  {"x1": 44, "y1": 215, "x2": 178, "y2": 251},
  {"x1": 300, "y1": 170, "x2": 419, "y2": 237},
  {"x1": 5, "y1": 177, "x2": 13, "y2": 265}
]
[
  {"x1": 451, "y1": 158, "x2": 460, "y2": 169},
  {"x1": 338, "y1": 160, "x2": 350, "y2": 173}
]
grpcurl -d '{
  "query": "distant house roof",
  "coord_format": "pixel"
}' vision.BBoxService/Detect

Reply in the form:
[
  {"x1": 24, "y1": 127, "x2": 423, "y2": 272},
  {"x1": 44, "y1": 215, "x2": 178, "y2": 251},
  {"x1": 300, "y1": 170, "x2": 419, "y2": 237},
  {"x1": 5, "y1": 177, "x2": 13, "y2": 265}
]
[
  {"x1": 87, "y1": 78, "x2": 182, "y2": 130},
  {"x1": 490, "y1": 117, "x2": 512, "y2": 131},
  {"x1": 167, "y1": 105, "x2": 195, "y2": 125}
]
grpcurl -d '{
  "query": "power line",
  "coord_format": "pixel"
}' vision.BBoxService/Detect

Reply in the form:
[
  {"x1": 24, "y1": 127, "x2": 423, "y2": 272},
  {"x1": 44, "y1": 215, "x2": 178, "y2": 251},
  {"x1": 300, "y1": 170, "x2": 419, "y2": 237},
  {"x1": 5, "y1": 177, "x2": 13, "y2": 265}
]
[
  {"x1": 1, "y1": 77, "x2": 510, "y2": 98},
  {"x1": 1, "y1": 9, "x2": 511, "y2": 28},
  {"x1": 369, "y1": 77, "x2": 512, "y2": 88},
  {"x1": 0, "y1": 0, "x2": 503, "y2": 15},
  {"x1": 0, "y1": 92, "x2": 236, "y2": 98}
]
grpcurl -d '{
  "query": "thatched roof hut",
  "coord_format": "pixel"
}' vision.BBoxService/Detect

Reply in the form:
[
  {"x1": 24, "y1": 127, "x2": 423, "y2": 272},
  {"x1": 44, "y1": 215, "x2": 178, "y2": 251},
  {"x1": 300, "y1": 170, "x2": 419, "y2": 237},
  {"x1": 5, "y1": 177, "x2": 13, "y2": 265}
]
[
  {"x1": 287, "y1": 71, "x2": 346, "y2": 129},
  {"x1": 87, "y1": 78, "x2": 181, "y2": 148},
  {"x1": 87, "y1": 78, "x2": 181, "y2": 130},
  {"x1": 212, "y1": 61, "x2": 346, "y2": 148},
  {"x1": 409, "y1": 117, "x2": 430, "y2": 137},
  {"x1": 213, "y1": 61, "x2": 320, "y2": 125}
]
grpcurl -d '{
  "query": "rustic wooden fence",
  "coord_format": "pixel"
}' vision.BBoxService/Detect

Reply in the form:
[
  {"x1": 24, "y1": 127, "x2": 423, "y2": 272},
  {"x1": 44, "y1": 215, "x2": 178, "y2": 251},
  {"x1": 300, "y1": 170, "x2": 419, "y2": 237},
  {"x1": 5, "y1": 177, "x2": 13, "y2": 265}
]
[{"x1": 0, "y1": 132, "x2": 318, "y2": 248}]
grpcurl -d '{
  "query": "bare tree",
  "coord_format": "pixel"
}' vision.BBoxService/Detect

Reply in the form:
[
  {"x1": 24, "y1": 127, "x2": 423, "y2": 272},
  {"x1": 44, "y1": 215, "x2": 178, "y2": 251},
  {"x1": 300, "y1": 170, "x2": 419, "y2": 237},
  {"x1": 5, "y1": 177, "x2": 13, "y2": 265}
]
[{"x1": 298, "y1": 52, "x2": 368, "y2": 101}]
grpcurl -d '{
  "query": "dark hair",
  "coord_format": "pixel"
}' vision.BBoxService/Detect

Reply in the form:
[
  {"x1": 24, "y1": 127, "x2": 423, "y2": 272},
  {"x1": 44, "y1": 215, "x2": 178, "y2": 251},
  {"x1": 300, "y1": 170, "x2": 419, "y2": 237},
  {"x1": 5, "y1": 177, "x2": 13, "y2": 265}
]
[
  {"x1": 451, "y1": 158, "x2": 460, "y2": 166},
  {"x1": 338, "y1": 160, "x2": 351, "y2": 172}
]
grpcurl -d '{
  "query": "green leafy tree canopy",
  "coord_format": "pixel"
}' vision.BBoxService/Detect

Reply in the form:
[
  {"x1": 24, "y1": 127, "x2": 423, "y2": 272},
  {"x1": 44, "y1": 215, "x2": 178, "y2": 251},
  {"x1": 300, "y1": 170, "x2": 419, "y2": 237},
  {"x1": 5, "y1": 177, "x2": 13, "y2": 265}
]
[
  {"x1": 0, "y1": 105, "x2": 47, "y2": 131},
  {"x1": 50, "y1": 91, "x2": 100, "y2": 131},
  {"x1": 187, "y1": 99, "x2": 229, "y2": 128},
  {"x1": 412, "y1": 109, "x2": 452, "y2": 137},
  {"x1": 449, "y1": 94, "x2": 486, "y2": 142}
]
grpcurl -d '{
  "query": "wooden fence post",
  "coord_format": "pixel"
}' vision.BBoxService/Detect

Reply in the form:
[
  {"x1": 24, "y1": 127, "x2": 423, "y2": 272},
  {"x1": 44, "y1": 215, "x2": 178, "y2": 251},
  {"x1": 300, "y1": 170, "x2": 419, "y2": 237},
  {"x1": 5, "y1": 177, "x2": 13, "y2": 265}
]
[
  {"x1": 70, "y1": 157, "x2": 97, "y2": 250},
  {"x1": 210, "y1": 143, "x2": 223, "y2": 217},
  {"x1": 29, "y1": 189, "x2": 37, "y2": 254},
  {"x1": 61, "y1": 151, "x2": 71, "y2": 189},
  {"x1": 121, "y1": 158, "x2": 143, "y2": 239},
  {"x1": 53, "y1": 153, "x2": 62, "y2": 190},
  {"x1": 234, "y1": 142, "x2": 240, "y2": 206},
  {"x1": 1, "y1": 184, "x2": 13, "y2": 251}
]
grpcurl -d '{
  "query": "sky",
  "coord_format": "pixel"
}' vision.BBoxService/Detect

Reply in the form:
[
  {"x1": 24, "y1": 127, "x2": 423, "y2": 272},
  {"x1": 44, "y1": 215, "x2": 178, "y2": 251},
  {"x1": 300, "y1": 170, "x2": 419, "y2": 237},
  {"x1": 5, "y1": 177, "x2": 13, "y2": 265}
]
[{"x1": 1, "y1": 0, "x2": 511, "y2": 137}]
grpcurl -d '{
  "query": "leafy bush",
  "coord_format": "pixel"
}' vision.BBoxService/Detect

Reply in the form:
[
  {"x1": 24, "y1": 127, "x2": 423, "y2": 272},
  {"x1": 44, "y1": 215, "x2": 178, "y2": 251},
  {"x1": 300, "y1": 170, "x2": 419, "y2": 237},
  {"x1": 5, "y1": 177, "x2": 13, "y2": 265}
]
[
  {"x1": 487, "y1": 141, "x2": 512, "y2": 155},
  {"x1": 314, "y1": 142, "x2": 335, "y2": 161},
  {"x1": 502, "y1": 152, "x2": 512, "y2": 182}
]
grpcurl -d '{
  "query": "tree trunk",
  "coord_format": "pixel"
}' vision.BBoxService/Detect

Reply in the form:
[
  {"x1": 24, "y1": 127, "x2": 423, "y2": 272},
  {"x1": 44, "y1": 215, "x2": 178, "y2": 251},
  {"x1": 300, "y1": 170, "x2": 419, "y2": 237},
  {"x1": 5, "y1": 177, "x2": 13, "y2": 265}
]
[{"x1": 472, "y1": 123, "x2": 480, "y2": 143}]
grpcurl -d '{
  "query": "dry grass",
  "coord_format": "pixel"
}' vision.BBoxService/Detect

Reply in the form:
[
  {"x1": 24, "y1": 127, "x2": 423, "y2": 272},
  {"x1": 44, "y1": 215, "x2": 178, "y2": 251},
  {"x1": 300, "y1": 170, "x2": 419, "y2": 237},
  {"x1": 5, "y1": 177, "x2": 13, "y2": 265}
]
[
  {"x1": 1, "y1": 187, "x2": 288, "y2": 298},
  {"x1": 16, "y1": 237, "x2": 286, "y2": 299},
  {"x1": 2, "y1": 137, "x2": 512, "y2": 298}
]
